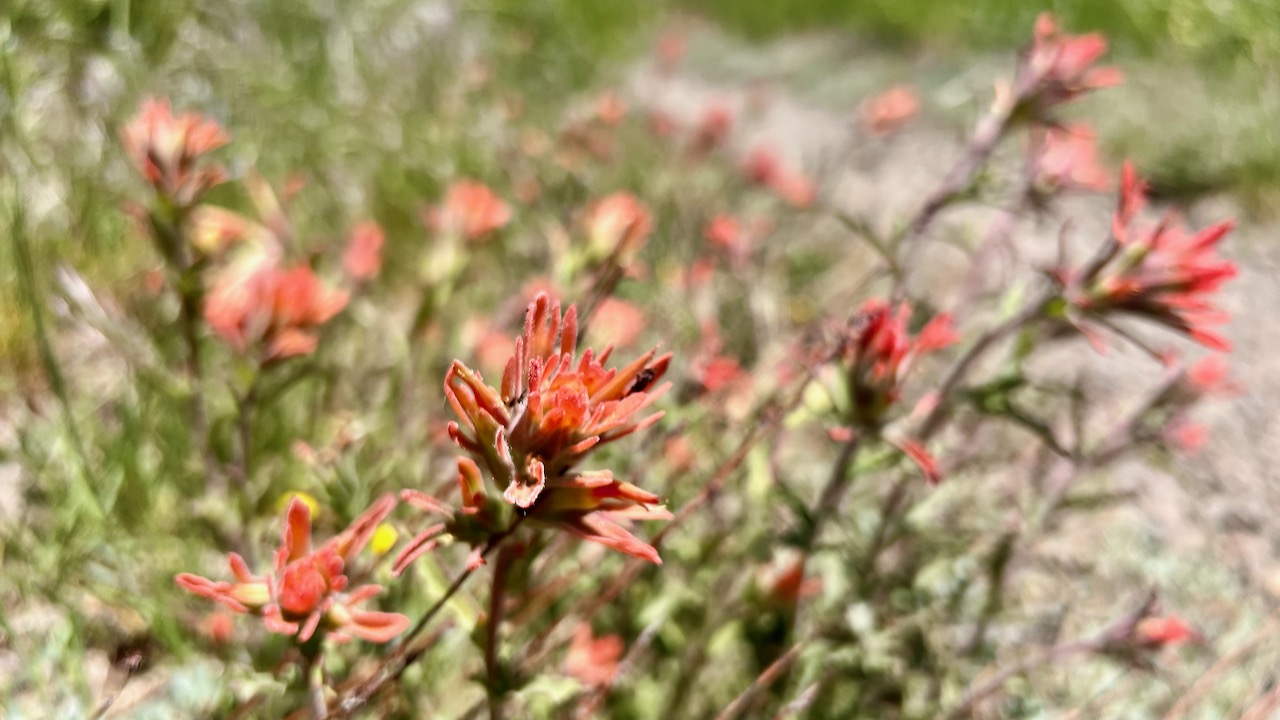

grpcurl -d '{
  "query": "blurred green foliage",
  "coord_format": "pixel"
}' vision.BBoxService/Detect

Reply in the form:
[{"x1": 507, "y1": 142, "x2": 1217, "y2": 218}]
[
  {"x1": 676, "y1": 0, "x2": 1280, "y2": 70},
  {"x1": 675, "y1": 0, "x2": 1280, "y2": 209}
]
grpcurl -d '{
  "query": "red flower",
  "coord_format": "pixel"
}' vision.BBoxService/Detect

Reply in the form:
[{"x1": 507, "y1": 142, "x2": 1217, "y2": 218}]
[
  {"x1": 200, "y1": 611, "x2": 237, "y2": 644},
  {"x1": 429, "y1": 180, "x2": 511, "y2": 242},
  {"x1": 1063, "y1": 162, "x2": 1237, "y2": 351},
  {"x1": 690, "y1": 104, "x2": 734, "y2": 155},
  {"x1": 842, "y1": 299, "x2": 957, "y2": 428},
  {"x1": 648, "y1": 111, "x2": 677, "y2": 138},
  {"x1": 1015, "y1": 13, "x2": 1123, "y2": 118},
  {"x1": 743, "y1": 146, "x2": 816, "y2": 208},
  {"x1": 589, "y1": 298, "x2": 647, "y2": 349},
  {"x1": 1185, "y1": 355, "x2": 1236, "y2": 395},
  {"x1": 437, "y1": 293, "x2": 672, "y2": 564},
  {"x1": 756, "y1": 551, "x2": 821, "y2": 607},
  {"x1": 205, "y1": 257, "x2": 350, "y2": 362},
  {"x1": 890, "y1": 437, "x2": 943, "y2": 485},
  {"x1": 1163, "y1": 416, "x2": 1208, "y2": 455},
  {"x1": 1031, "y1": 124, "x2": 1111, "y2": 194},
  {"x1": 704, "y1": 215, "x2": 741, "y2": 250},
  {"x1": 692, "y1": 322, "x2": 749, "y2": 396},
  {"x1": 584, "y1": 192, "x2": 653, "y2": 259},
  {"x1": 743, "y1": 146, "x2": 784, "y2": 187},
  {"x1": 1134, "y1": 615, "x2": 1202, "y2": 649},
  {"x1": 860, "y1": 84, "x2": 920, "y2": 136},
  {"x1": 655, "y1": 29, "x2": 688, "y2": 74},
  {"x1": 564, "y1": 624, "x2": 624, "y2": 687},
  {"x1": 121, "y1": 98, "x2": 229, "y2": 206},
  {"x1": 343, "y1": 221, "x2": 384, "y2": 281},
  {"x1": 595, "y1": 92, "x2": 628, "y2": 127},
  {"x1": 176, "y1": 496, "x2": 408, "y2": 644}
]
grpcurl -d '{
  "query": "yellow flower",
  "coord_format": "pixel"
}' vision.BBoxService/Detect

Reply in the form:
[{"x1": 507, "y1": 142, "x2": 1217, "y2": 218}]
[
  {"x1": 370, "y1": 523, "x2": 399, "y2": 556},
  {"x1": 276, "y1": 491, "x2": 320, "y2": 517}
]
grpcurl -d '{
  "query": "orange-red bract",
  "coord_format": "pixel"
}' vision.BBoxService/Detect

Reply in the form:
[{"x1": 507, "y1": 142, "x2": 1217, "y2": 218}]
[{"x1": 176, "y1": 496, "x2": 408, "y2": 644}]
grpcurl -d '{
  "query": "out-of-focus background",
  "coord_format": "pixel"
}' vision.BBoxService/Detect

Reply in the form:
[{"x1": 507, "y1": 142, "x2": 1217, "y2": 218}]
[
  {"x1": 4, "y1": 0, "x2": 1280, "y2": 378},
  {"x1": 5, "y1": 0, "x2": 1280, "y2": 717}
]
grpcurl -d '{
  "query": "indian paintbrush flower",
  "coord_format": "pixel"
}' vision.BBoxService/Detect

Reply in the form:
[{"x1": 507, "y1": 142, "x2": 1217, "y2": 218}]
[
  {"x1": 859, "y1": 85, "x2": 920, "y2": 137},
  {"x1": 583, "y1": 192, "x2": 653, "y2": 261},
  {"x1": 428, "y1": 180, "x2": 512, "y2": 242},
  {"x1": 564, "y1": 623, "x2": 625, "y2": 687},
  {"x1": 176, "y1": 495, "x2": 409, "y2": 644},
  {"x1": 343, "y1": 221, "x2": 385, "y2": 281},
  {"x1": 742, "y1": 146, "x2": 816, "y2": 209},
  {"x1": 842, "y1": 299, "x2": 957, "y2": 430},
  {"x1": 405, "y1": 293, "x2": 673, "y2": 567},
  {"x1": 204, "y1": 255, "x2": 350, "y2": 363},
  {"x1": 1059, "y1": 162, "x2": 1237, "y2": 351},
  {"x1": 1011, "y1": 13, "x2": 1123, "y2": 121},
  {"x1": 1029, "y1": 124, "x2": 1111, "y2": 196},
  {"x1": 121, "y1": 98, "x2": 229, "y2": 208}
]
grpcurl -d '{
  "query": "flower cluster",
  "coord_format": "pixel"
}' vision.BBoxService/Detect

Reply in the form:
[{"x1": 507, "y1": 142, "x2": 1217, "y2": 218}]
[
  {"x1": 427, "y1": 180, "x2": 512, "y2": 242},
  {"x1": 1060, "y1": 162, "x2": 1237, "y2": 351},
  {"x1": 343, "y1": 221, "x2": 385, "y2": 281},
  {"x1": 1012, "y1": 13, "x2": 1123, "y2": 120},
  {"x1": 742, "y1": 146, "x2": 816, "y2": 209},
  {"x1": 121, "y1": 98, "x2": 229, "y2": 208},
  {"x1": 689, "y1": 104, "x2": 734, "y2": 156},
  {"x1": 418, "y1": 293, "x2": 672, "y2": 564},
  {"x1": 860, "y1": 85, "x2": 920, "y2": 137},
  {"x1": 583, "y1": 192, "x2": 653, "y2": 261},
  {"x1": 1029, "y1": 125, "x2": 1111, "y2": 196},
  {"x1": 204, "y1": 258, "x2": 350, "y2": 363},
  {"x1": 122, "y1": 100, "x2": 361, "y2": 364},
  {"x1": 841, "y1": 299, "x2": 957, "y2": 429},
  {"x1": 176, "y1": 496, "x2": 409, "y2": 644}
]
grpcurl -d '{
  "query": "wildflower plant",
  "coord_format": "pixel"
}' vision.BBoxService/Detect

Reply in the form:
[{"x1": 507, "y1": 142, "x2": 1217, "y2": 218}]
[
  {"x1": 406, "y1": 293, "x2": 673, "y2": 567},
  {"x1": 3, "y1": 8, "x2": 1257, "y2": 720}
]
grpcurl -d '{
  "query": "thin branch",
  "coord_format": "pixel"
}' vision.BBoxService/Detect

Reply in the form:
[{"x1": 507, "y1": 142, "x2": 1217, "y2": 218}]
[
  {"x1": 894, "y1": 107, "x2": 1013, "y2": 297},
  {"x1": 919, "y1": 293, "x2": 1053, "y2": 440},
  {"x1": 714, "y1": 640, "x2": 806, "y2": 720},
  {"x1": 801, "y1": 434, "x2": 861, "y2": 550},
  {"x1": 771, "y1": 672, "x2": 833, "y2": 720},
  {"x1": 1162, "y1": 607, "x2": 1280, "y2": 720},
  {"x1": 941, "y1": 590, "x2": 1159, "y2": 720},
  {"x1": 331, "y1": 518, "x2": 524, "y2": 718},
  {"x1": 484, "y1": 547, "x2": 512, "y2": 720}
]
